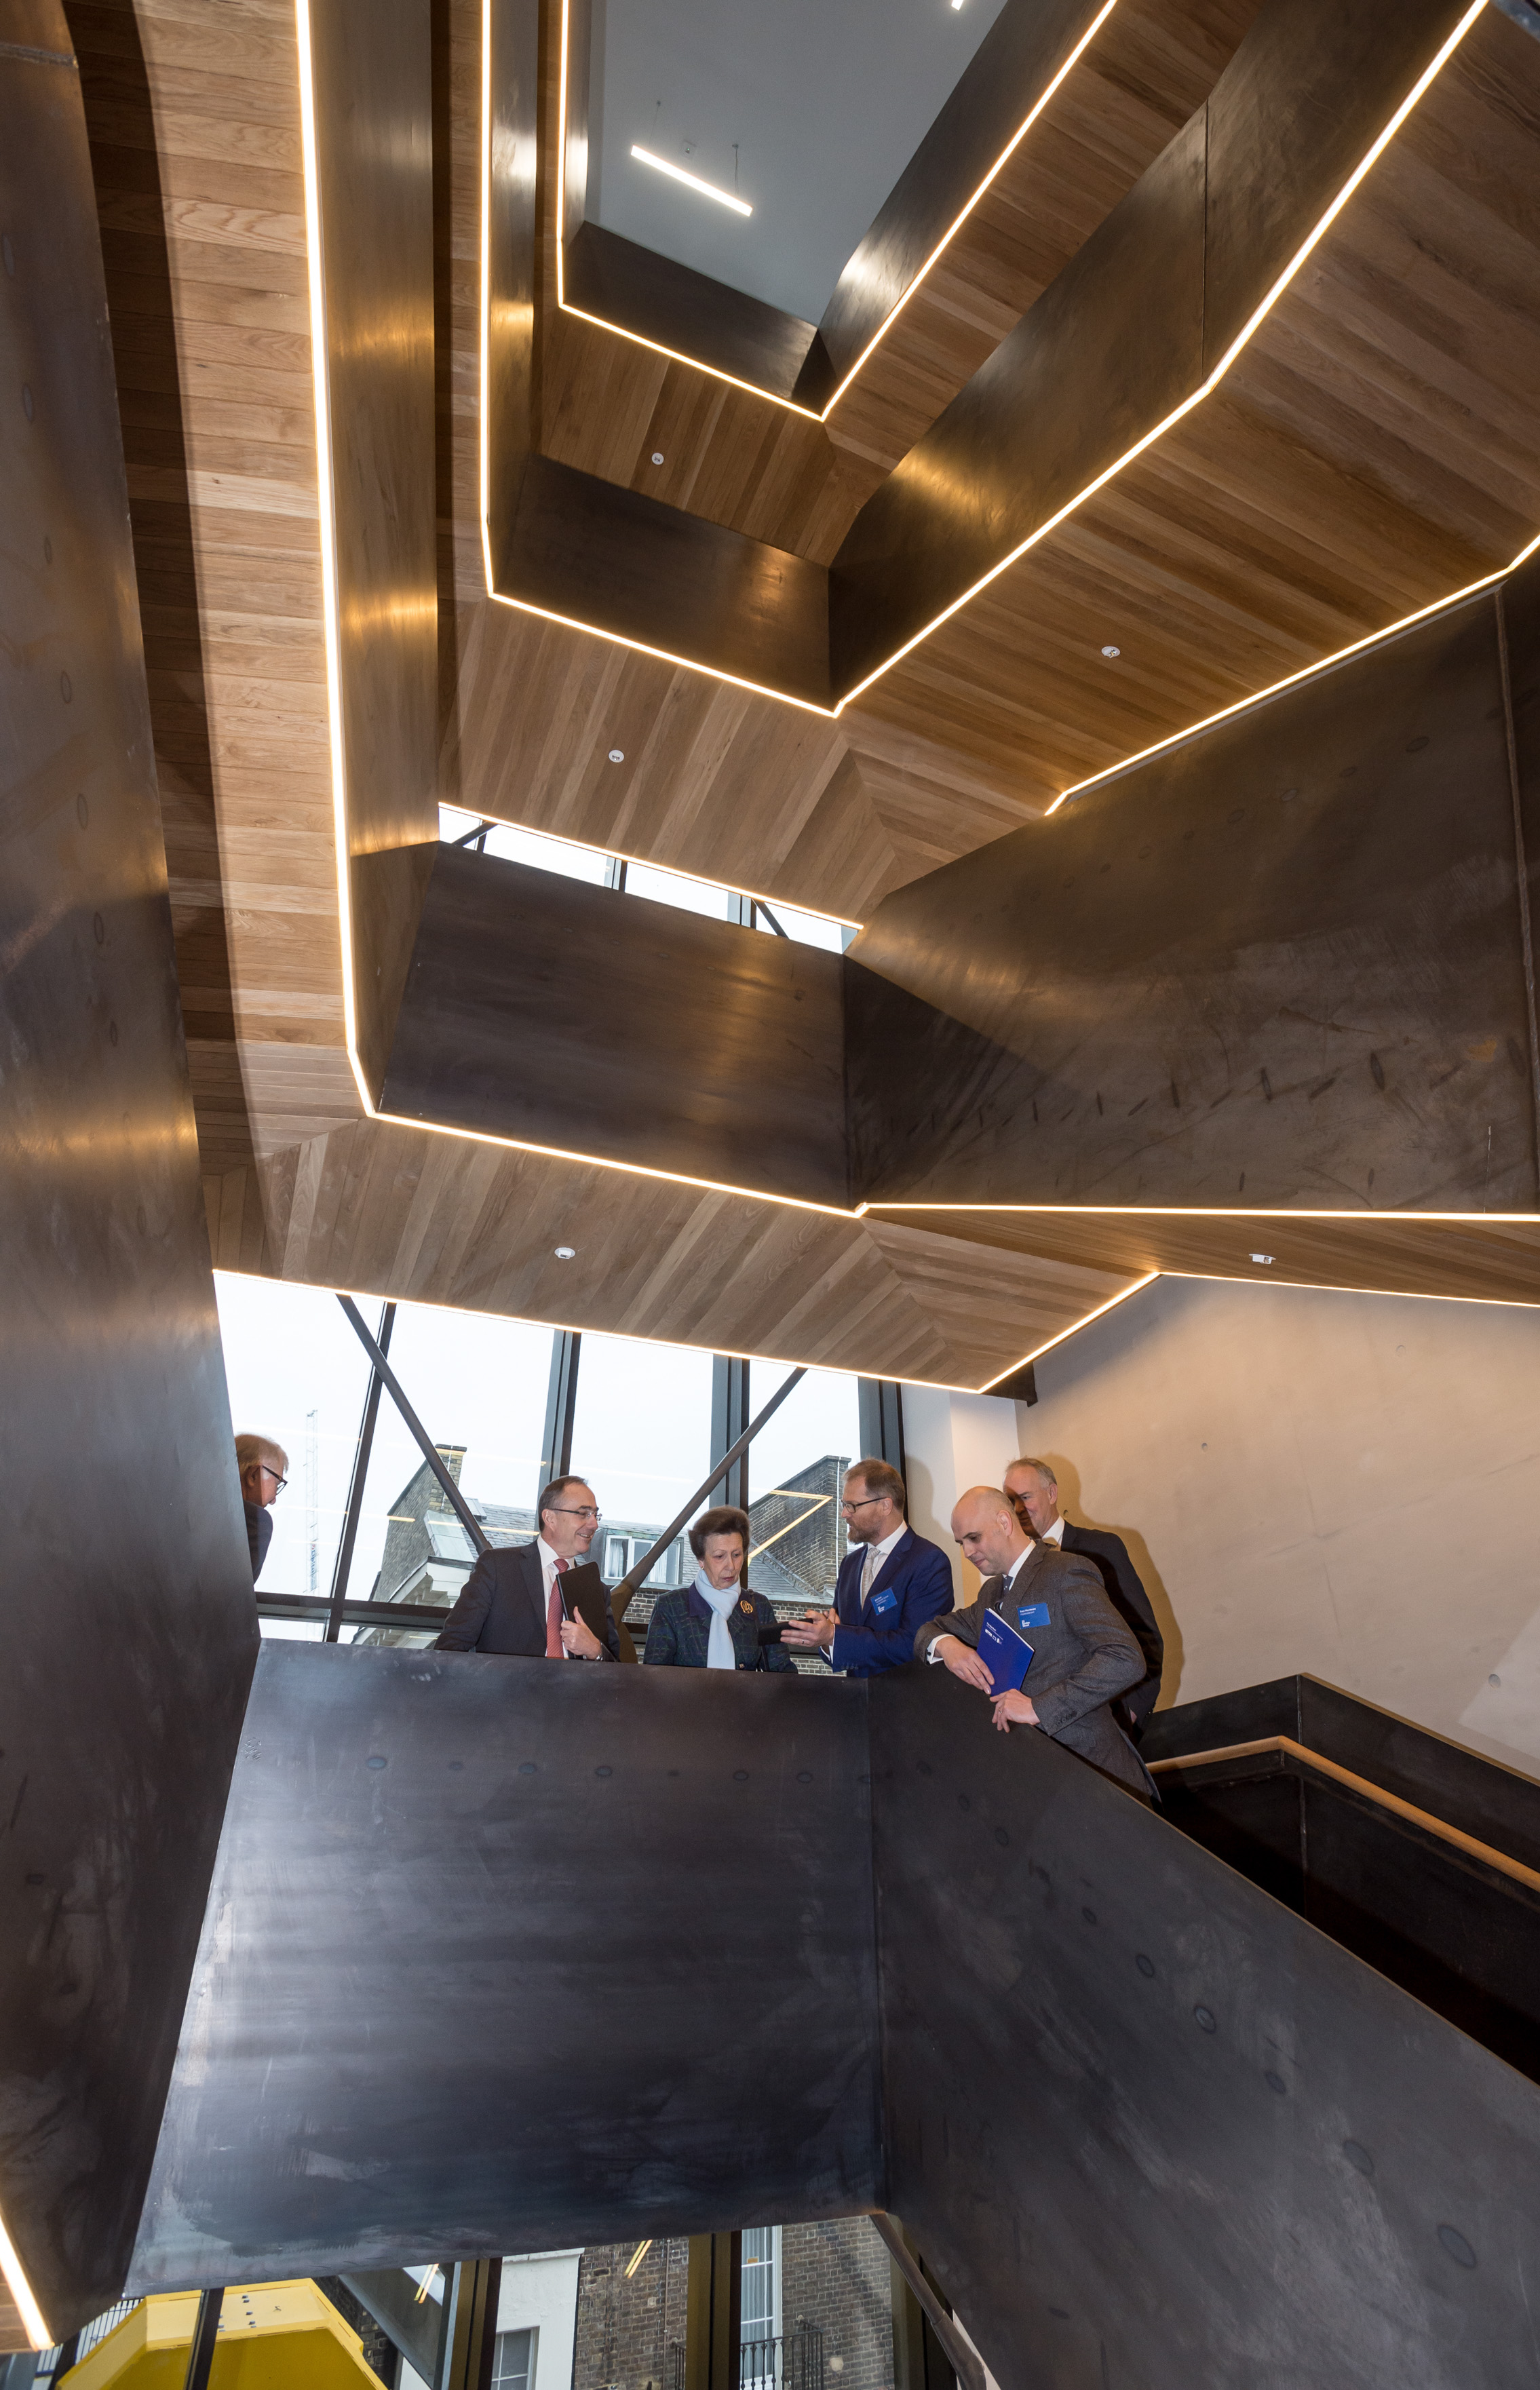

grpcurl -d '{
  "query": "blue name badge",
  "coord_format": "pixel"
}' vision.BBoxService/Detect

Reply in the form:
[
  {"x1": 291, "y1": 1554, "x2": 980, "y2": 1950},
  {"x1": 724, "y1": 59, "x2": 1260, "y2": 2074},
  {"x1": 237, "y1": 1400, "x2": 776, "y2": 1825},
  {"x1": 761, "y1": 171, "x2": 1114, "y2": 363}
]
[
  {"x1": 1018, "y1": 1602, "x2": 1051, "y2": 1632},
  {"x1": 870, "y1": 1589, "x2": 898, "y2": 1617},
  {"x1": 978, "y1": 1608, "x2": 1034, "y2": 1693}
]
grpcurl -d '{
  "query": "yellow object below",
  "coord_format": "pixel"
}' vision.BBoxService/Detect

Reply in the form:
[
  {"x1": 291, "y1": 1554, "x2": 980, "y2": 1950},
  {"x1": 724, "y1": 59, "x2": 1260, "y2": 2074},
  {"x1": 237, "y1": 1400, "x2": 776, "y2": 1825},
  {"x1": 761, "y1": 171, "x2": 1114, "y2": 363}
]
[{"x1": 66, "y1": 2281, "x2": 381, "y2": 2388}]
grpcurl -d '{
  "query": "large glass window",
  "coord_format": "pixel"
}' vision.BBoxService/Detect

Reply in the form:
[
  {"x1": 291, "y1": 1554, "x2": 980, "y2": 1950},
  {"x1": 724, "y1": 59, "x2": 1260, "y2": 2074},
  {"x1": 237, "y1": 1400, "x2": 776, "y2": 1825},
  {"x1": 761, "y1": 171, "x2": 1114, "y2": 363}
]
[
  {"x1": 570, "y1": 1332, "x2": 714, "y2": 1623},
  {"x1": 746, "y1": 1367, "x2": 860, "y2": 1611},
  {"x1": 438, "y1": 805, "x2": 853, "y2": 950},
  {"x1": 345, "y1": 1303, "x2": 554, "y2": 1636},
  {"x1": 216, "y1": 1266, "x2": 887, "y2": 1651},
  {"x1": 213, "y1": 1272, "x2": 374, "y2": 1608}
]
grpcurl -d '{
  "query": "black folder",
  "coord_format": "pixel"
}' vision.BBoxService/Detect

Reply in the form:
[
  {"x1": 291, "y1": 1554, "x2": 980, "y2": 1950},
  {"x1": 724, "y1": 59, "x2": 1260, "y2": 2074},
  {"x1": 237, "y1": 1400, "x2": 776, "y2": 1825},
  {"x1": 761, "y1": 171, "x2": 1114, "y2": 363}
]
[{"x1": 557, "y1": 1559, "x2": 613, "y2": 1651}]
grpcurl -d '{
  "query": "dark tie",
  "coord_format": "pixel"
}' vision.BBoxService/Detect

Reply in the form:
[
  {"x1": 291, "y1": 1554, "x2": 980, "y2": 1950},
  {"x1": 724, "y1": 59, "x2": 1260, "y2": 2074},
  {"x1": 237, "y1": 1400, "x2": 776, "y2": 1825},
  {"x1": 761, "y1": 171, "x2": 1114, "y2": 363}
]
[{"x1": 545, "y1": 1556, "x2": 571, "y2": 1657}]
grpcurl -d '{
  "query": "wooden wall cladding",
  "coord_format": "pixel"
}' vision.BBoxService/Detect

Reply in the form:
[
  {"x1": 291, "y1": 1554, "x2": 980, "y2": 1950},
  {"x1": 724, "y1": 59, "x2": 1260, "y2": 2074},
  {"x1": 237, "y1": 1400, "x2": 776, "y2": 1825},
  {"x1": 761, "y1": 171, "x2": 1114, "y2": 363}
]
[{"x1": 71, "y1": 0, "x2": 358, "y2": 1175}]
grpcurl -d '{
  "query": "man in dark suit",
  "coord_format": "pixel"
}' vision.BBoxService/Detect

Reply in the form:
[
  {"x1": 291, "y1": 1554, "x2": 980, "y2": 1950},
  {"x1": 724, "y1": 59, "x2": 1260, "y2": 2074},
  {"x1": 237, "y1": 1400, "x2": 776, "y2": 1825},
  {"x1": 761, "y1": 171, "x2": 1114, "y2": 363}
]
[
  {"x1": 1005, "y1": 1456, "x2": 1163, "y2": 1733},
  {"x1": 434, "y1": 1474, "x2": 619, "y2": 1659},
  {"x1": 916, "y1": 1486, "x2": 1155, "y2": 1799},
  {"x1": 782, "y1": 1458, "x2": 952, "y2": 1677}
]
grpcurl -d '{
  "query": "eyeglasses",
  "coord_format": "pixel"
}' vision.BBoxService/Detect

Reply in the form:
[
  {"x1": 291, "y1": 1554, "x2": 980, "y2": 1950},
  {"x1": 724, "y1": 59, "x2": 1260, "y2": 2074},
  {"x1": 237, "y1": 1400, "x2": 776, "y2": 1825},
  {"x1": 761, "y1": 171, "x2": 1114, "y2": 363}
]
[
  {"x1": 252, "y1": 1464, "x2": 288, "y2": 1494},
  {"x1": 547, "y1": 1504, "x2": 600, "y2": 1522},
  {"x1": 840, "y1": 1495, "x2": 888, "y2": 1514}
]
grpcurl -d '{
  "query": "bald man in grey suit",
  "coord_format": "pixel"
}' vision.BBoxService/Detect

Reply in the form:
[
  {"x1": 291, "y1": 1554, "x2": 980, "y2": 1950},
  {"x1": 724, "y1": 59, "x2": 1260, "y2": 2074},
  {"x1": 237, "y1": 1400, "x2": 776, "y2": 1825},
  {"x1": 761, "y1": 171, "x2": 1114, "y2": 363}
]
[{"x1": 915, "y1": 1486, "x2": 1155, "y2": 1800}]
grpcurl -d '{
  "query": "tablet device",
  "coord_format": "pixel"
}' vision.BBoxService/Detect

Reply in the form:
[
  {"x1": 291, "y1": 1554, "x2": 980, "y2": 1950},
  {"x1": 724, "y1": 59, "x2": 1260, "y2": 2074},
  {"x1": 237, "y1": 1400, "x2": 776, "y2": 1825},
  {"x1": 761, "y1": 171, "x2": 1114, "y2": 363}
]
[{"x1": 978, "y1": 1607, "x2": 1035, "y2": 1693}]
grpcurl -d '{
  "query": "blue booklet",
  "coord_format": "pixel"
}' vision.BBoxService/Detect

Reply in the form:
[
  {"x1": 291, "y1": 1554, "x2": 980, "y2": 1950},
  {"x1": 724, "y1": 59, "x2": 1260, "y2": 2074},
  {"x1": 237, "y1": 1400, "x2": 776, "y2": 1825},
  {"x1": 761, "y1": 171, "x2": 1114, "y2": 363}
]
[{"x1": 978, "y1": 1607, "x2": 1035, "y2": 1693}]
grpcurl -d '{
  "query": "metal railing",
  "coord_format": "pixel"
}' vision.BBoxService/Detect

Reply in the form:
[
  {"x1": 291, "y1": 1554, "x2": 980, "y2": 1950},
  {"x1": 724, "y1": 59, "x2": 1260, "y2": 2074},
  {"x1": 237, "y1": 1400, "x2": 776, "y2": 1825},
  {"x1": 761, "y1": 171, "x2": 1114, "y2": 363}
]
[
  {"x1": 740, "y1": 2328, "x2": 824, "y2": 2390},
  {"x1": 29, "y1": 2296, "x2": 140, "y2": 2378}
]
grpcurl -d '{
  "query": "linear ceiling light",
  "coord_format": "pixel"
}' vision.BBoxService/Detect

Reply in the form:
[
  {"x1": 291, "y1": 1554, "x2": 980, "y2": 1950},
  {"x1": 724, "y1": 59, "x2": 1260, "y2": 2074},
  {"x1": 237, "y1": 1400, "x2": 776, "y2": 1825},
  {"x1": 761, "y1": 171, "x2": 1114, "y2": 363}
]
[
  {"x1": 555, "y1": 0, "x2": 1117, "y2": 420},
  {"x1": 630, "y1": 144, "x2": 752, "y2": 216}
]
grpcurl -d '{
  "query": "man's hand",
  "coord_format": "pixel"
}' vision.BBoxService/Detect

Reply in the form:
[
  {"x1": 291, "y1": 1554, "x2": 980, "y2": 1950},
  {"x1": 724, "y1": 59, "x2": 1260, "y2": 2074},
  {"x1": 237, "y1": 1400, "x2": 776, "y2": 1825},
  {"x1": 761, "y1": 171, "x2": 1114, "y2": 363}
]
[
  {"x1": 561, "y1": 1611, "x2": 603, "y2": 1659},
  {"x1": 991, "y1": 1689, "x2": 1039, "y2": 1731},
  {"x1": 933, "y1": 1633, "x2": 997, "y2": 1693},
  {"x1": 783, "y1": 1608, "x2": 837, "y2": 1652}
]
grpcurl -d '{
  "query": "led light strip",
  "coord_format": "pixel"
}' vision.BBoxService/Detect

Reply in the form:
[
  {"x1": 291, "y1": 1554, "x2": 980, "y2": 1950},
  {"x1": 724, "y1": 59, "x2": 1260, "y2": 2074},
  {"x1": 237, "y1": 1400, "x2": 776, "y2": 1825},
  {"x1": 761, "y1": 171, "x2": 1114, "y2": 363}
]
[
  {"x1": 868, "y1": 1200, "x2": 1540, "y2": 1222},
  {"x1": 495, "y1": 0, "x2": 1507, "y2": 741},
  {"x1": 295, "y1": 0, "x2": 374, "y2": 1119},
  {"x1": 1047, "y1": 523, "x2": 1540, "y2": 814},
  {"x1": 554, "y1": 0, "x2": 1120, "y2": 423},
  {"x1": 306, "y1": 0, "x2": 849, "y2": 1218},
  {"x1": 974, "y1": 1269, "x2": 1159, "y2": 1390},
  {"x1": 306, "y1": 0, "x2": 1535, "y2": 1353},
  {"x1": 0, "y1": 2208, "x2": 51, "y2": 2351}
]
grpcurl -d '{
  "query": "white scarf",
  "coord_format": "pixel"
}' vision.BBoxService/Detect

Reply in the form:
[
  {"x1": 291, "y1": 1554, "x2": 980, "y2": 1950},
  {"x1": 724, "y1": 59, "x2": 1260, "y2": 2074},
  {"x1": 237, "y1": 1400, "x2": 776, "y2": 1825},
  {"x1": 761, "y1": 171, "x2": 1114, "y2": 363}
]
[{"x1": 695, "y1": 1568, "x2": 739, "y2": 1670}]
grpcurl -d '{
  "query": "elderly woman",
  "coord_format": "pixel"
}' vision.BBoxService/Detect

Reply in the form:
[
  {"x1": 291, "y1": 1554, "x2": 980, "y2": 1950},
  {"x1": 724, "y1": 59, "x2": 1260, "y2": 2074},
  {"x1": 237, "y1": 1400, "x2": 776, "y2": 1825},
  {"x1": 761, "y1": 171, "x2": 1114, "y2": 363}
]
[{"x1": 642, "y1": 1505, "x2": 795, "y2": 1672}]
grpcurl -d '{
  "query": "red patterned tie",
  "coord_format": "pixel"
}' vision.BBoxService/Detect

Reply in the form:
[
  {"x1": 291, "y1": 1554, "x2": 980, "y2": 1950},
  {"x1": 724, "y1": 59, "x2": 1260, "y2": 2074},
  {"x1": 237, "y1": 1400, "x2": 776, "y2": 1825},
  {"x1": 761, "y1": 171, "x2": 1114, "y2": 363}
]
[{"x1": 545, "y1": 1556, "x2": 571, "y2": 1658}]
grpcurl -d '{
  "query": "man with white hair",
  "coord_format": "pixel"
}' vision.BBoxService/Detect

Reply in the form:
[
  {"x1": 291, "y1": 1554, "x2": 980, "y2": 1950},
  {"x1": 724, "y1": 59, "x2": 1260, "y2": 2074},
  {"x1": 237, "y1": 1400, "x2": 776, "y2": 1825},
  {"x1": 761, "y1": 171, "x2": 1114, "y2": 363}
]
[
  {"x1": 915, "y1": 1486, "x2": 1155, "y2": 1799},
  {"x1": 1003, "y1": 1455, "x2": 1163, "y2": 1734}
]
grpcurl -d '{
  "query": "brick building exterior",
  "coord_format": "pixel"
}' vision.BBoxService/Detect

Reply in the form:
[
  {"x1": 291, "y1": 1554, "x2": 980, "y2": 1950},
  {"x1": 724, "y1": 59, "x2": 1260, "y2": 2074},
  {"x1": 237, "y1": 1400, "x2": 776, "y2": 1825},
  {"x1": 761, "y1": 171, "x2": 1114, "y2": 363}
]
[{"x1": 571, "y1": 2222, "x2": 893, "y2": 2390}]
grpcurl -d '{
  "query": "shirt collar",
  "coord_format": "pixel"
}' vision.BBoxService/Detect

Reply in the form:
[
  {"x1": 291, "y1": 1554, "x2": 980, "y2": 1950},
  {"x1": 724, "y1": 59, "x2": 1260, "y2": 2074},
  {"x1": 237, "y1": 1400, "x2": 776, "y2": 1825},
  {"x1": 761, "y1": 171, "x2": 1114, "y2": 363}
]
[
  {"x1": 1040, "y1": 1514, "x2": 1065, "y2": 1545},
  {"x1": 863, "y1": 1522, "x2": 906, "y2": 1569},
  {"x1": 536, "y1": 1536, "x2": 561, "y2": 1575},
  {"x1": 1003, "y1": 1543, "x2": 1035, "y2": 1589}
]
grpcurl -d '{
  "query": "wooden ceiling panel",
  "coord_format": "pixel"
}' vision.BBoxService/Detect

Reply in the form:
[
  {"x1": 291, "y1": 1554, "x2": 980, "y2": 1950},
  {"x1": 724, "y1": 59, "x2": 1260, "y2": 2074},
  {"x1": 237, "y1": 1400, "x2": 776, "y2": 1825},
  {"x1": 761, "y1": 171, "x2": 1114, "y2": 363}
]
[
  {"x1": 199, "y1": 1124, "x2": 1157, "y2": 1387},
  {"x1": 845, "y1": 7, "x2": 1540, "y2": 812},
  {"x1": 868, "y1": 1206, "x2": 1540, "y2": 1311}
]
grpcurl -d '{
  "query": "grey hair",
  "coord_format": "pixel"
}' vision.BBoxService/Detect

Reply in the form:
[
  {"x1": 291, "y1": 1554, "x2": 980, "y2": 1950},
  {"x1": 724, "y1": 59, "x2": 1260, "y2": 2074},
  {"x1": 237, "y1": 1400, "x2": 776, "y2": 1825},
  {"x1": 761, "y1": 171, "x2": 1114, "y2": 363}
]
[{"x1": 1010, "y1": 1456, "x2": 1057, "y2": 1491}]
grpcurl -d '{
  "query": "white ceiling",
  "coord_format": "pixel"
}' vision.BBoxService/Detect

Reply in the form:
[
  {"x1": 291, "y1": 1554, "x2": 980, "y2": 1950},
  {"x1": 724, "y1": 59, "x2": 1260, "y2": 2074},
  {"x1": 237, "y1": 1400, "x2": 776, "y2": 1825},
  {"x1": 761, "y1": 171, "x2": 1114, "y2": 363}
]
[{"x1": 587, "y1": 0, "x2": 1009, "y2": 326}]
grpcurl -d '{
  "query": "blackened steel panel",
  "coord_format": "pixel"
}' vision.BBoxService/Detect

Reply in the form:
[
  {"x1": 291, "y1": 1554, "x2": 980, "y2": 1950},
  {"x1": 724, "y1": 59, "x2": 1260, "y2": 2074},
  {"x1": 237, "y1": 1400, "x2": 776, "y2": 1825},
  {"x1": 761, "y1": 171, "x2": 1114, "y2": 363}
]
[
  {"x1": 380, "y1": 843, "x2": 849, "y2": 1206},
  {"x1": 0, "y1": 12, "x2": 256, "y2": 2338},
  {"x1": 870, "y1": 1662, "x2": 1540, "y2": 2390},
  {"x1": 128, "y1": 1644, "x2": 883, "y2": 2288},
  {"x1": 849, "y1": 595, "x2": 1537, "y2": 1210},
  {"x1": 1144, "y1": 1674, "x2": 1540, "y2": 1878}
]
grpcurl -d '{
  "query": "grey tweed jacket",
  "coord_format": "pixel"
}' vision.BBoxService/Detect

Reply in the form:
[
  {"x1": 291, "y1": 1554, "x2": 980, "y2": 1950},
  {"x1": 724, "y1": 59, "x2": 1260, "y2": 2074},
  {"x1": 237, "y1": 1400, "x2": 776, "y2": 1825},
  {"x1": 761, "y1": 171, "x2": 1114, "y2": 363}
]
[{"x1": 915, "y1": 1540, "x2": 1155, "y2": 1798}]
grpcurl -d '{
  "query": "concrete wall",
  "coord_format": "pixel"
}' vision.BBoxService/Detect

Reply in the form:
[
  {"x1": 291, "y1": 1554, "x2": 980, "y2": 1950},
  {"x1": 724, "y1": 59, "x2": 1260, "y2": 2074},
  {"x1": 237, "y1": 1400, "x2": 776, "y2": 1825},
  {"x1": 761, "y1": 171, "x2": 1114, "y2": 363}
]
[
  {"x1": 936, "y1": 1273, "x2": 1540, "y2": 1779},
  {"x1": 902, "y1": 1385, "x2": 1034, "y2": 1603}
]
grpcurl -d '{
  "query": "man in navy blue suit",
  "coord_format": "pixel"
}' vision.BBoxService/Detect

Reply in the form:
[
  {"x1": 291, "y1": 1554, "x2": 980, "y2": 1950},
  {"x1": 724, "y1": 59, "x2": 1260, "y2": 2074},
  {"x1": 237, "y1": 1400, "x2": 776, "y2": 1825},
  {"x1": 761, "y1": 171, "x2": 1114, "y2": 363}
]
[{"x1": 782, "y1": 1458, "x2": 952, "y2": 1676}]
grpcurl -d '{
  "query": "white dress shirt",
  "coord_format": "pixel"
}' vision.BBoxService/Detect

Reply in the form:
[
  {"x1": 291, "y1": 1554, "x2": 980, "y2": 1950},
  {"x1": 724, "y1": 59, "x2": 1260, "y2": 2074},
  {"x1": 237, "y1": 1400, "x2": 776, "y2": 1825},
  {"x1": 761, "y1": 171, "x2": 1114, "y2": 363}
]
[
  {"x1": 1037, "y1": 1512, "x2": 1065, "y2": 1546},
  {"x1": 927, "y1": 1540, "x2": 1033, "y2": 1661},
  {"x1": 858, "y1": 1521, "x2": 907, "y2": 1603}
]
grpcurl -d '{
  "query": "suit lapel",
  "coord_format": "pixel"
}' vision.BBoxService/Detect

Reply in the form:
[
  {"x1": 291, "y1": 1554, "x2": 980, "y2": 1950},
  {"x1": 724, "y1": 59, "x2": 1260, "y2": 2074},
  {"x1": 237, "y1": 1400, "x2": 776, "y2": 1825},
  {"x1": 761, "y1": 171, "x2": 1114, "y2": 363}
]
[
  {"x1": 521, "y1": 1540, "x2": 547, "y2": 1637},
  {"x1": 864, "y1": 1528, "x2": 911, "y2": 1613}
]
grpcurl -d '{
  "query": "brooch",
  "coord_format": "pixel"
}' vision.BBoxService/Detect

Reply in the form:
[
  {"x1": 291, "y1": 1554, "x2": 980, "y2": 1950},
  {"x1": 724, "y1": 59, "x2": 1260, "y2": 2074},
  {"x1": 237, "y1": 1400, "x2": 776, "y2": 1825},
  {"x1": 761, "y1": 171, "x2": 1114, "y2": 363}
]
[{"x1": 739, "y1": 1599, "x2": 754, "y2": 1614}]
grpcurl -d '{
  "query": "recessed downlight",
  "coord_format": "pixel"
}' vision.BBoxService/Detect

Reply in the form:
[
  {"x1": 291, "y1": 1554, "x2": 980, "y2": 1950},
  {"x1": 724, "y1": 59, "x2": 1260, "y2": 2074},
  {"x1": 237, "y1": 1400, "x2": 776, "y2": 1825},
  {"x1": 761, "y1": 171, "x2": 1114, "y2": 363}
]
[
  {"x1": 1250, "y1": 1253, "x2": 1275, "y2": 1265},
  {"x1": 608, "y1": 748, "x2": 624, "y2": 763},
  {"x1": 651, "y1": 452, "x2": 665, "y2": 465},
  {"x1": 1101, "y1": 644, "x2": 1121, "y2": 658},
  {"x1": 554, "y1": 1245, "x2": 577, "y2": 1260}
]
